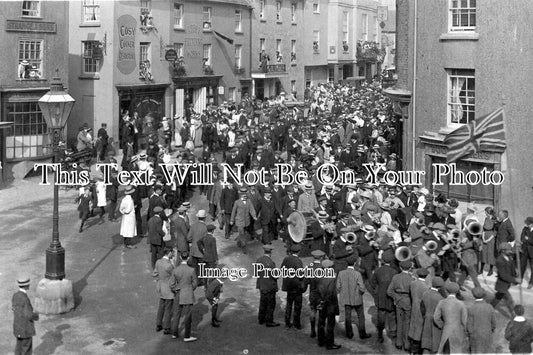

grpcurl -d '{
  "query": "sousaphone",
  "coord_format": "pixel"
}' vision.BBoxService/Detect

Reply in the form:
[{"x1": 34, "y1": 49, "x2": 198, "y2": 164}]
[{"x1": 287, "y1": 211, "x2": 307, "y2": 243}]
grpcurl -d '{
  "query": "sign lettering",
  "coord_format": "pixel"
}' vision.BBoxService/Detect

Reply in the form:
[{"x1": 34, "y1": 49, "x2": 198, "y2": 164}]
[
  {"x1": 6, "y1": 20, "x2": 56, "y2": 33},
  {"x1": 428, "y1": 144, "x2": 492, "y2": 161},
  {"x1": 116, "y1": 15, "x2": 136, "y2": 75}
]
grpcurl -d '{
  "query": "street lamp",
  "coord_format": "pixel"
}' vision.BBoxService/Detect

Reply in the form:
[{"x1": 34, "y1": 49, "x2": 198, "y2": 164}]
[{"x1": 34, "y1": 74, "x2": 75, "y2": 314}]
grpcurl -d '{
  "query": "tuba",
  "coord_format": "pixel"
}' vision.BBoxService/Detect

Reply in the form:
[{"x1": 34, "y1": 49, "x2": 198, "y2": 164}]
[
  {"x1": 466, "y1": 220, "x2": 483, "y2": 236},
  {"x1": 395, "y1": 246, "x2": 412, "y2": 261},
  {"x1": 449, "y1": 229, "x2": 461, "y2": 240},
  {"x1": 287, "y1": 211, "x2": 307, "y2": 243},
  {"x1": 426, "y1": 240, "x2": 438, "y2": 251},
  {"x1": 345, "y1": 232, "x2": 357, "y2": 244}
]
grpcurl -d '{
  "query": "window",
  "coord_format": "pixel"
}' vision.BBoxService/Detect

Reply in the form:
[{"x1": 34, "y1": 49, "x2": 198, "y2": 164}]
[
  {"x1": 203, "y1": 7, "x2": 212, "y2": 30},
  {"x1": 174, "y1": 3, "x2": 183, "y2": 28},
  {"x1": 235, "y1": 45, "x2": 242, "y2": 68},
  {"x1": 313, "y1": 31, "x2": 320, "y2": 52},
  {"x1": 449, "y1": 0, "x2": 476, "y2": 32},
  {"x1": 82, "y1": 0, "x2": 100, "y2": 22},
  {"x1": 432, "y1": 157, "x2": 493, "y2": 205},
  {"x1": 4, "y1": 101, "x2": 47, "y2": 159},
  {"x1": 203, "y1": 44, "x2": 212, "y2": 65},
  {"x1": 174, "y1": 42, "x2": 184, "y2": 58},
  {"x1": 373, "y1": 16, "x2": 378, "y2": 41},
  {"x1": 139, "y1": 42, "x2": 151, "y2": 69},
  {"x1": 235, "y1": 10, "x2": 242, "y2": 32},
  {"x1": 448, "y1": 69, "x2": 475, "y2": 124},
  {"x1": 22, "y1": 1, "x2": 40, "y2": 17},
  {"x1": 276, "y1": 1, "x2": 282, "y2": 21},
  {"x1": 276, "y1": 39, "x2": 282, "y2": 62},
  {"x1": 291, "y1": 3, "x2": 296, "y2": 23},
  {"x1": 140, "y1": 0, "x2": 151, "y2": 12},
  {"x1": 228, "y1": 87, "x2": 236, "y2": 102},
  {"x1": 291, "y1": 40, "x2": 296, "y2": 63},
  {"x1": 18, "y1": 40, "x2": 43, "y2": 80},
  {"x1": 328, "y1": 67, "x2": 335, "y2": 83},
  {"x1": 82, "y1": 41, "x2": 100, "y2": 74},
  {"x1": 259, "y1": 0, "x2": 265, "y2": 19},
  {"x1": 313, "y1": 1, "x2": 319, "y2": 13},
  {"x1": 291, "y1": 80, "x2": 296, "y2": 92},
  {"x1": 362, "y1": 14, "x2": 368, "y2": 41},
  {"x1": 342, "y1": 11, "x2": 349, "y2": 45},
  {"x1": 260, "y1": 38, "x2": 265, "y2": 52}
]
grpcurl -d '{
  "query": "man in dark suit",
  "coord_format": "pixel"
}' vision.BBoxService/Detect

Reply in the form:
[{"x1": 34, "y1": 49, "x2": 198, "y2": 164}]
[
  {"x1": 205, "y1": 272, "x2": 224, "y2": 327},
  {"x1": 198, "y1": 225, "x2": 218, "y2": 285},
  {"x1": 281, "y1": 244, "x2": 305, "y2": 329},
  {"x1": 305, "y1": 250, "x2": 325, "y2": 338},
  {"x1": 332, "y1": 228, "x2": 357, "y2": 274},
  {"x1": 255, "y1": 245, "x2": 280, "y2": 327},
  {"x1": 148, "y1": 206, "x2": 166, "y2": 269},
  {"x1": 497, "y1": 210, "x2": 516, "y2": 249},
  {"x1": 258, "y1": 189, "x2": 277, "y2": 245},
  {"x1": 106, "y1": 172, "x2": 119, "y2": 221},
  {"x1": 187, "y1": 210, "x2": 208, "y2": 286},
  {"x1": 317, "y1": 259, "x2": 341, "y2": 350},
  {"x1": 387, "y1": 260, "x2": 415, "y2": 351},
  {"x1": 170, "y1": 252, "x2": 198, "y2": 342},
  {"x1": 491, "y1": 242, "x2": 520, "y2": 317},
  {"x1": 519, "y1": 217, "x2": 533, "y2": 288},
  {"x1": 170, "y1": 206, "x2": 189, "y2": 253},
  {"x1": 219, "y1": 183, "x2": 238, "y2": 239},
  {"x1": 153, "y1": 247, "x2": 175, "y2": 334},
  {"x1": 356, "y1": 225, "x2": 379, "y2": 282},
  {"x1": 370, "y1": 252, "x2": 398, "y2": 343},
  {"x1": 12, "y1": 276, "x2": 38, "y2": 355}
]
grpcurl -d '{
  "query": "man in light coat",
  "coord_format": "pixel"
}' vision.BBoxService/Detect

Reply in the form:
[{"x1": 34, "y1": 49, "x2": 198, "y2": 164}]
[
  {"x1": 170, "y1": 252, "x2": 198, "y2": 342},
  {"x1": 230, "y1": 187, "x2": 257, "y2": 254},
  {"x1": 336, "y1": 255, "x2": 370, "y2": 340},
  {"x1": 153, "y1": 247, "x2": 175, "y2": 334},
  {"x1": 433, "y1": 282, "x2": 467, "y2": 354},
  {"x1": 408, "y1": 268, "x2": 430, "y2": 354},
  {"x1": 467, "y1": 287, "x2": 496, "y2": 354},
  {"x1": 387, "y1": 260, "x2": 415, "y2": 352}
]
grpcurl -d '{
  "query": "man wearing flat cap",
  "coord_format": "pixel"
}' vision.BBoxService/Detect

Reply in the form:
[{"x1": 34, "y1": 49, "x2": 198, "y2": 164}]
[
  {"x1": 256, "y1": 245, "x2": 280, "y2": 327},
  {"x1": 387, "y1": 260, "x2": 415, "y2": 351},
  {"x1": 304, "y1": 250, "x2": 325, "y2": 338},
  {"x1": 12, "y1": 276, "x2": 38, "y2": 355},
  {"x1": 467, "y1": 287, "x2": 496, "y2": 354},
  {"x1": 433, "y1": 282, "x2": 467, "y2": 354},
  {"x1": 281, "y1": 244, "x2": 305, "y2": 330},
  {"x1": 420, "y1": 277, "x2": 444, "y2": 354}
]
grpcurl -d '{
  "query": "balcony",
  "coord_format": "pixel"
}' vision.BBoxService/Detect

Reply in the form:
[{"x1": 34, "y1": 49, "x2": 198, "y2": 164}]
[
  {"x1": 356, "y1": 41, "x2": 385, "y2": 63},
  {"x1": 251, "y1": 63, "x2": 288, "y2": 79}
]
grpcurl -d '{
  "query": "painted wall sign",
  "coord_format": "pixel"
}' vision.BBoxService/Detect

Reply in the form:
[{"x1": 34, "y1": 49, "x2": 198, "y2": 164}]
[
  {"x1": 185, "y1": 24, "x2": 202, "y2": 58},
  {"x1": 6, "y1": 20, "x2": 56, "y2": 33},
  {"x1": 117, "y1": 15, "x2": 136, "y2": 75}
]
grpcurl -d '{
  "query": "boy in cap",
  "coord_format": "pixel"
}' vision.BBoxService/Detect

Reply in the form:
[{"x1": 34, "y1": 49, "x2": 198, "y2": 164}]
[
  {"x1": 12, "y1": 276, "x2": 39, "y2": 355},
  {"x1": 305, "y1": 250, "x2": 325, "y2": 338},
  {"x1": 281, "y1": 244, "x2": 305, "y2": 329},
  {"x1": 505, "y1": 304, "x2": 533, "y2": 354},
  {"x1": 433, "y1": 282, "x2": 467, "y2": 354},
  {"x1": 467, "y1": 287, "x2": 496, "y2": 354}
]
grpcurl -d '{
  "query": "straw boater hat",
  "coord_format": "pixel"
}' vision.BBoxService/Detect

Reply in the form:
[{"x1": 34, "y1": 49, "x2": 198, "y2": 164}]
[
  {"x1": 196, "y1": 209, "x2": 207, "y2": 218},
  {"x1": 17, "y1": 275, "x2": 30, "y2": 287}
]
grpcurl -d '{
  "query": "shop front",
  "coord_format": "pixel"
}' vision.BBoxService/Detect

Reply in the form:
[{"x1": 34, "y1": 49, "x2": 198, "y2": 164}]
[
  {"x1": 419, "y1": 134, "x2": 502, "y2": 209},
  {"x1": 172, "y1": 75, "x2": 222, "y2": 119},
  {"x1": 251, "y1": 64, "x2": 288, "y2": 100},
  {"x1": 116, "y1": 83, "x2": 170, "y2": 148}
]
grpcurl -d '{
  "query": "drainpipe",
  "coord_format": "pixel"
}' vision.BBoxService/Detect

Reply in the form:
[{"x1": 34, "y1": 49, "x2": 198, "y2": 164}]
[
  {"x1": 249, "y1": 6, "x2": 253, "y2": 97},
  {"x1": 411, "y1": 0, "x2": 418, "y2": 170}
]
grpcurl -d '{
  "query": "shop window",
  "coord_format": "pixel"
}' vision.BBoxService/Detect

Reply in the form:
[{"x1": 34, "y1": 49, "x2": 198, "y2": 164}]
[
  {"x1": 203, "y1": 7, "x2": 212, "y2": 30},
  {"x1": 235, "y1": 9, "x2": 242, "y2": 32},
  {"x1": 22, "y1": 1, "x2": 40, "y2": 17},
  {"x1": 82, "y1": 41, "x2": 100, "y2": 74},
  {"x1": 18, "y1": 40, "x2": 43, "y2": 80},
  {"x1": 4, "y1": 101, "x2": 47, "y2": 159},
  {"x1": 174, "y1": 3, "x2": 183, "y2": 29},
  {"x1": 449, "y1": 0, "x2": 476, "y2": 32},
  {"x1": 431, "y1": 157, "x2": 494, "y2": 205},
  {"x1": 82, "y1": 0, "x2": 100, "y2": 23},
  {"x1": 448, "y1": 69, "x2": 475, "y2": 125}
]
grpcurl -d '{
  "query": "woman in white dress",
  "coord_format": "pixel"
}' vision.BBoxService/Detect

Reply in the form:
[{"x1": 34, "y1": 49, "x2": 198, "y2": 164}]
[
  {"x1": 95, "y1": 176, "x2": 107, "y2": 220},
  {"x1": 120, "y1": 186, "x2": 137, "y2": 248}
]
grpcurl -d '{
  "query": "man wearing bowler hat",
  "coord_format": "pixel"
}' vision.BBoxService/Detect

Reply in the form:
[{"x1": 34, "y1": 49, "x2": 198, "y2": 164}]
[
  {"x1": 256, "y1": 245, "x2": 280, "y2": 327},
  {"x1": 12, "y1": 275, "x2": 38, "y2": 355},
  {"x1": 230, "y1": 187, "x2": 257, "y2": 254},
  {"x1": 188, "y1": 209, "x2": 208, "y2": 285}
]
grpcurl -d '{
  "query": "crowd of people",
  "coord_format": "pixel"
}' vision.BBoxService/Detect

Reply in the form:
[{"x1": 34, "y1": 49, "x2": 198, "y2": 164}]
[{"x1": 64, "y1": 81, "x2": 533, "y2": 353}]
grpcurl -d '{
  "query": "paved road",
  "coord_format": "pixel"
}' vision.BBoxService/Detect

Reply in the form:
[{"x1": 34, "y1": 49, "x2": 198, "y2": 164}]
[{"x1": 0, "y1": 176, "x2": 528, "y2": 354}]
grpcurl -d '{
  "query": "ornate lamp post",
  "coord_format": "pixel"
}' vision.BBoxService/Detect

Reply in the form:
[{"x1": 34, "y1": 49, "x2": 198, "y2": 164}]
[{"x1": 34, "y1": 74, "x2": 75, "y2": 314}]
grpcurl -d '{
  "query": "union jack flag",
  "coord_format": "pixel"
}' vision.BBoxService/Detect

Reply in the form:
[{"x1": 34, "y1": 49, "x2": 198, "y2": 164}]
[{"x1": 444, "y1": 107, "x2": 506, "y2": 163}]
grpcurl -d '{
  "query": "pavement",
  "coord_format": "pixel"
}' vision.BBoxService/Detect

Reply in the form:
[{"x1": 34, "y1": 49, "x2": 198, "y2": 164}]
[{"x1": 0, "y1": 173, "x2": 531, "y2": 354}]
